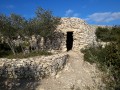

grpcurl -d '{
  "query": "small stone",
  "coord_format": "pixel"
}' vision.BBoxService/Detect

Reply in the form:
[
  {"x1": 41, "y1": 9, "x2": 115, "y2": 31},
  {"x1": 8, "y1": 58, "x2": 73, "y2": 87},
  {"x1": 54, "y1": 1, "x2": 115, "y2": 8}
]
[{"x1": 39, "y1": 88, "x2": 44, "y2": 90}]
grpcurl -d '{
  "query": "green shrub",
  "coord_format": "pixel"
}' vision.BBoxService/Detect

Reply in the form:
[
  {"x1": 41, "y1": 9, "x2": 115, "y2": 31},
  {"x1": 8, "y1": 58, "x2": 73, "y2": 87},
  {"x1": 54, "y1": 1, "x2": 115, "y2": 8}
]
[
  {"x1": 82, "y1": 26, "x2": 120, "y2": 90},
  {"x1": 82, "y1": 44, "x2": 120, "y2": 90}
]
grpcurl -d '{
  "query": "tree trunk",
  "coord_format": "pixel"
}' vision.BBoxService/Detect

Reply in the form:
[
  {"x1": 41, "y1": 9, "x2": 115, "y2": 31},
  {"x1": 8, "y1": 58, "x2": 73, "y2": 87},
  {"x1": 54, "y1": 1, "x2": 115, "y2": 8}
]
[
  {"x1": 7, "y1": 40, "x2": 16, "y2": 55},
  {"x1": 36, "y1": 36, "x2": 41, "y2": 51},
  {"x1": 40, "y1": 37, "x2": 44, "y2": 50},
  {"x1": 20, "y1": 44, "x2": 26, "y2": 55}
]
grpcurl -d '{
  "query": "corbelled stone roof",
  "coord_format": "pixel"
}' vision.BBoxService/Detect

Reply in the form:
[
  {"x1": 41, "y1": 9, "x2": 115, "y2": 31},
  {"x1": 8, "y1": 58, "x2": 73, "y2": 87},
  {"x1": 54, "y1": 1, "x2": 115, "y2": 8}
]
[{"x1": 57, "y1": 17, "x2": 90, "y2": 32}]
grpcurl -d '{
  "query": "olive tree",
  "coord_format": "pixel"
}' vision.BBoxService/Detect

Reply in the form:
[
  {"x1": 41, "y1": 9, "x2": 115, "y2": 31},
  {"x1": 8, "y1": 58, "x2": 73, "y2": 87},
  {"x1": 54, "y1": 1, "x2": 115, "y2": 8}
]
[
  {"x1": 35, "y1": 7, "x2": 61, "y2": 49},
  {"x1": 0, "y1": 14, "x2": 17, "y2": 55},
  {"x1": 0, "y1": 7, "x2": 61, "y2": 55},
  {"x1": 0, "y1": 14, "x2": 26, "y2": 55}
]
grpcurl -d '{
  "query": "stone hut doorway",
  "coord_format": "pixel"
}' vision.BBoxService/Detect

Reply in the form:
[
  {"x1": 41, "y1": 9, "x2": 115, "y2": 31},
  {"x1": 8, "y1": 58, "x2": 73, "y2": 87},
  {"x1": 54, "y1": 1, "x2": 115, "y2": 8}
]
[{"x1": 66, "y1": 32, "x2": 73, "y2": 51}]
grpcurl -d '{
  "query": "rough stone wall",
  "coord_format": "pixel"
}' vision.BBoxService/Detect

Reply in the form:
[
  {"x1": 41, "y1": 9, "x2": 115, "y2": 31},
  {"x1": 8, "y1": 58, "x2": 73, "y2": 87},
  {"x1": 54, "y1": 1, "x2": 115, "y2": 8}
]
[
  {"x1": 44, "y1": 31, "x2": 64, "y2": 50},
  {"x1": 56, "y1": 17, "x2": 97, "y2": 51},
  {"x1": 0, "y1": 54, "x2": 69, "y2": 79}
]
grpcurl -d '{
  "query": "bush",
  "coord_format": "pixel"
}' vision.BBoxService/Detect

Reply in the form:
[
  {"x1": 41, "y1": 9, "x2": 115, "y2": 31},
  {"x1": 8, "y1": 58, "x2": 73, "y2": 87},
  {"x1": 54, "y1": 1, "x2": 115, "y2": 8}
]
[
  {"x1": 82, "y1": 26, "x2": 120, "y2": 90},
  {"x1": 82, "y1": 44, "x2": 120, "y2": 90}
]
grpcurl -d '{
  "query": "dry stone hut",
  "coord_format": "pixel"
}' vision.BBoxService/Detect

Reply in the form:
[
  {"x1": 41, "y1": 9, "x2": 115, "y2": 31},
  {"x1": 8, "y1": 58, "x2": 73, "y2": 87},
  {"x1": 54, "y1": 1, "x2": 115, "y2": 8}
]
[{"x1": 52, "y1": 17, "x2": 97, "y2": 52}]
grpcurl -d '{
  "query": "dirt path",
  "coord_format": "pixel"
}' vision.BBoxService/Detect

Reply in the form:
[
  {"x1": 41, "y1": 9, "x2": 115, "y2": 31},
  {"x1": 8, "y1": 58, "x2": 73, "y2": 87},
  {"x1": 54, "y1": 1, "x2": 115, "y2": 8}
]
[{"x1": 36, "y1": 51, "x2": 104, "y2": 90}]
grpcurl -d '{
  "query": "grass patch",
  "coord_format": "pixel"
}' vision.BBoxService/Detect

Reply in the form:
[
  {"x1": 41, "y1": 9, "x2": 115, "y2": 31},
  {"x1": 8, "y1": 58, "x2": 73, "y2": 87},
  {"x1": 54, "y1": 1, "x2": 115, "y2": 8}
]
[{"x1": 5, "y1": 51, "x2": 52, "y2": 59}]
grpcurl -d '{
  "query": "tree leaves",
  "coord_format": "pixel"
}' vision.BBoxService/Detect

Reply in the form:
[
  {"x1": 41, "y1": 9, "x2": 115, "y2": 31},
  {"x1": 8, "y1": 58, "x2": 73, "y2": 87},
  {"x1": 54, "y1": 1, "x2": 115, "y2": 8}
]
[{"x1": 0, "y1": 6, "x2": 60, "y2": 55}]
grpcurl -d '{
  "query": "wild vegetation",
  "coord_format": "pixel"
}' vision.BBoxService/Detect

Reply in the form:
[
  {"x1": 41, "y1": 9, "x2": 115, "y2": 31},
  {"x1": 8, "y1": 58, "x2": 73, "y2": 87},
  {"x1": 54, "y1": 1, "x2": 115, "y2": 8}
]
[
  {"x1": 82, "y1": 26, "x2": 120, "y2": 90},
  {"x1": 0, "y1": 7, "x2": 60, "y2": 58},
  {"x1": 0, "y1": 7, "x2": 61, "y2": 90}
]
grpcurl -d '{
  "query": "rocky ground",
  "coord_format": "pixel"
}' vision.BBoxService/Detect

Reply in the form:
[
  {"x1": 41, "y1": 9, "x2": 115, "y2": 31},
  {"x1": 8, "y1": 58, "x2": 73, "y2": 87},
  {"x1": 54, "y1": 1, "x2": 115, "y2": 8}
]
[{"x1": 36, "y1": 51, "x2": 105, "y2": 90}]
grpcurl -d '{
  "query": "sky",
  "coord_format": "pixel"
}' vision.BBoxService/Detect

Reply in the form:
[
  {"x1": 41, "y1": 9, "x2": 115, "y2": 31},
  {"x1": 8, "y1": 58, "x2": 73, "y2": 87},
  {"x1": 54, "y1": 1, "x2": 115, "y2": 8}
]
[{"x1": 0, "y1": 0, "x2": 120, "y2": 25}]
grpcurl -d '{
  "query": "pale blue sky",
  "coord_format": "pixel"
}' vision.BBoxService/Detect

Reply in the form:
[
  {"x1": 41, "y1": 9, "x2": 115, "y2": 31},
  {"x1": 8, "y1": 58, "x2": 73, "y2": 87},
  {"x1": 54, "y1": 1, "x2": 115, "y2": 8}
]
[{"x1": 0, "y1": 0, "x2": 120, "y2": 25}]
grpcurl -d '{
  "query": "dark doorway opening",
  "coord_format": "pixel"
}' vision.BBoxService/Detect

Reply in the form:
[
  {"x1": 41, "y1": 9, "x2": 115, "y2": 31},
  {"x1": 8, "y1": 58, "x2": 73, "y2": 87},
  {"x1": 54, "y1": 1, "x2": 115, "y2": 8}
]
[{"x1": 66, "y1": 32, "x2": 73, "y2": 51}]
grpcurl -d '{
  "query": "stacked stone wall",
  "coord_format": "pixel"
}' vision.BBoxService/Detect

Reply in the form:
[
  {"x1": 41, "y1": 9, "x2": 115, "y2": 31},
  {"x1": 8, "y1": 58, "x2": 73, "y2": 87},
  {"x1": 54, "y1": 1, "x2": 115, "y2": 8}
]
[{"x1": 0, "y1": 54, "x2": 69, "y2": 79}]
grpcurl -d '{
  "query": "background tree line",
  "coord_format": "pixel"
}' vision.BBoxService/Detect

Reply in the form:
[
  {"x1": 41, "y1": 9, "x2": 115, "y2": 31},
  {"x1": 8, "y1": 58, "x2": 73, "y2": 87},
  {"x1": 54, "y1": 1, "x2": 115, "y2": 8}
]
[{"x1": 0, "y1": 7, "x2": 61, "y2": 57}]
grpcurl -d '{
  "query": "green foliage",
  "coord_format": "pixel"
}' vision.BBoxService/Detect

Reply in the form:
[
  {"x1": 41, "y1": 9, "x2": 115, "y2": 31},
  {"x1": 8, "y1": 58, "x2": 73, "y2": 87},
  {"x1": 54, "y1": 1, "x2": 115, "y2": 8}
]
[
  {"x1": 96, "y1": 26, "x2": 120, "y2": 42},
  {"x1": 0, "y1": 14, "x2": 16, "y2": 38},
  {"x1": 35, "y1": 7, "x2": 61, "y2": 38},
  {"x1": 82, "y1": 26, "x2": 120, "y2": 90},
  {"x1": 82, "y1": 44, "x2": 120, "y2": 90},
  {"x1": 96, "y1": 27, "x2": 110, "y2": 42},
  {"x1": 0, "y1": 6, "x2": 60, "y2": 57}
]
